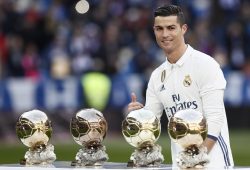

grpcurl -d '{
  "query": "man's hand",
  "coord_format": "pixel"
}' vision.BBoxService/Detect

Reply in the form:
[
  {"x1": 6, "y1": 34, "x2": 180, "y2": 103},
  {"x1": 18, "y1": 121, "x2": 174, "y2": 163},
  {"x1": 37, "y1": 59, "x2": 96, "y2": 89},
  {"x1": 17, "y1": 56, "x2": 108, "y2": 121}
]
[{"x1": 127, "y1": 93, "x2": 144, "y2": 113}]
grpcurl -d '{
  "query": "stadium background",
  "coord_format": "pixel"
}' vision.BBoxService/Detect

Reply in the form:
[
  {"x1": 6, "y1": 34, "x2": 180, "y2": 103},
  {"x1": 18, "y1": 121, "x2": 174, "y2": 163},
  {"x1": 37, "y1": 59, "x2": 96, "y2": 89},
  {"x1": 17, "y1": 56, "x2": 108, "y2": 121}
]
[{"x1": 0, "y1": 0, "x2": 249, "y2": 166}]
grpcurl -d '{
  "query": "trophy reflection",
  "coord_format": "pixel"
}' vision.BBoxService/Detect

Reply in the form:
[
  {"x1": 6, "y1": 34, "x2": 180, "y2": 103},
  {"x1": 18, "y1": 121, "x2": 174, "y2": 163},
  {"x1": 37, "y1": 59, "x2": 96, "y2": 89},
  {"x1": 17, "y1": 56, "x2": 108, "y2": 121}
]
[
  {"x1": 16, "y1": 109, "x2": 56, "y2": 165},
  {"x1": 122, "y1": 108, "x2": 164, "y2": 167},
  {"x1": 168, "y1": 109, "x2": 209, "y2": 168},
  {"x1": 70, "y1": 108, "x2": 108, "y2": 166}
]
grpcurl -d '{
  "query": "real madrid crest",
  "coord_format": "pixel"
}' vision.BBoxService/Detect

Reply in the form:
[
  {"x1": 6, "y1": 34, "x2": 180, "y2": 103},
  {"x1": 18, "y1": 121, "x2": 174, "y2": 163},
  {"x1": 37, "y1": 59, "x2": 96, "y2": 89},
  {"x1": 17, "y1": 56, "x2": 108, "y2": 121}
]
[{"x1": 183, "y1": 75, "x2": 192, "y2": 87}]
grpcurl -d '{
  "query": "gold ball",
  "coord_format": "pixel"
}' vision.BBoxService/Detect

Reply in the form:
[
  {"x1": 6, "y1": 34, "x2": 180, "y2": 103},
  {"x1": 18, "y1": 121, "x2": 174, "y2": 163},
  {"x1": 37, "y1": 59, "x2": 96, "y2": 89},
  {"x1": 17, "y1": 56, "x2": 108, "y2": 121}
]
[
  {"x1": 70, "y1": 108, "x2": 108, "y2": 146},
  {"x1": 16, "y1": 110, "x2": 52, "y2": 148},
  {"x1": 168, "y1": 109, "x2": 207, "y2": 148},
  {"x1": 122, "y1": 108, "x2": 161, "y2": 148}
]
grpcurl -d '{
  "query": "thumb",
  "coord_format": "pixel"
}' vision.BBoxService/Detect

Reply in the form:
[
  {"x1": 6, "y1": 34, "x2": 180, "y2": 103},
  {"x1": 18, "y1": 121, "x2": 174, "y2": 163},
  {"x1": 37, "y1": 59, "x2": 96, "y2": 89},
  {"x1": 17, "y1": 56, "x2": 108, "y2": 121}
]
[{"x1": 131, "y1": 92, "x2": 137, "y2": 103}]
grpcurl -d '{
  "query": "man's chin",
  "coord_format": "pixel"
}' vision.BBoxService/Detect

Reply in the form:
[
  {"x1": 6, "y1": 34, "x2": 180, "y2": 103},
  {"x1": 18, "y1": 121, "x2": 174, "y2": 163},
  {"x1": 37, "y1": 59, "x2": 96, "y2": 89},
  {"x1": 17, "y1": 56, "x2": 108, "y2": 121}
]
[{"x1": 162, "y1": 46, "x2": 173, "y2": 53}]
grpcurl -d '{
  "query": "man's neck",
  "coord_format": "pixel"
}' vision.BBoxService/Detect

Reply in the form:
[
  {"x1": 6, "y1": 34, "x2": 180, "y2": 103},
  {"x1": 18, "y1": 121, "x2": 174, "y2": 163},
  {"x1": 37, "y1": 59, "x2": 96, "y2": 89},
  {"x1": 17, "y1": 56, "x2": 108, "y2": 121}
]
[{"x1": 166, "y1": 43, "x2": 188, "y2": 64}]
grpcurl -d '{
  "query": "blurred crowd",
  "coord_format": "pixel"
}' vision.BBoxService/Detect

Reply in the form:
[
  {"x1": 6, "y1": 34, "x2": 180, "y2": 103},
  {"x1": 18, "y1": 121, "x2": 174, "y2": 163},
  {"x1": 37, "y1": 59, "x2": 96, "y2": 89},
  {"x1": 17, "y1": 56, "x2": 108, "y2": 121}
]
[
  {"x1": 0, "y1": 0, "x2": 250, "y2": 80},
  {"x1": 1, "y1": 0, "x2": 250, "y2": 141}
]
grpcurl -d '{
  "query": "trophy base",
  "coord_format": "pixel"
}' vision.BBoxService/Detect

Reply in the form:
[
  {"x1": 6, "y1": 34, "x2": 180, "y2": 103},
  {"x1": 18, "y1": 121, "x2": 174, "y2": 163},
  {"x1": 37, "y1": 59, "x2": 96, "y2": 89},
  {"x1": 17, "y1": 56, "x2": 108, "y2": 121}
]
[
  {"x1": 21, "y1": 144, "x2": 56, "y2": 165},
  {"x1": 128, "y1": 144, "x2": 164, "y2": 167},
  {"x1": 177, "y1": 145, "x2": 209, "y2": 168},
  {"x1": 72, "y1": 145, "x2": 109, "y2": 167},
  {"x1": 71, "y1": 160, "x2": 103, "y2": 167}
]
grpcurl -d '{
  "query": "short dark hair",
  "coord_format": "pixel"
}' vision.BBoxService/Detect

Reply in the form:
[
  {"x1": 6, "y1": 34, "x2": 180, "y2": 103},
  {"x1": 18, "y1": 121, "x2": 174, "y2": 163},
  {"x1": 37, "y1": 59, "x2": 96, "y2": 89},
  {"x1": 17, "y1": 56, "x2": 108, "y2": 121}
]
[{"x1": 154, "y1": 5, "x2": 185, "y2": 25}]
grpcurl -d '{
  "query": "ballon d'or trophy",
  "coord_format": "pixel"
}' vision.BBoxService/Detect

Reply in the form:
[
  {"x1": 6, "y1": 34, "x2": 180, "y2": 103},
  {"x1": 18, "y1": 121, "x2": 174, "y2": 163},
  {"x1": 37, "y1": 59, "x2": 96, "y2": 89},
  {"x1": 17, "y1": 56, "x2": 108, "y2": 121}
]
[
  {"x1": 122, "y1": 108, "x2": 164, "y2": 167},
  {"x1": 70, "y1": 108, "x2": 108, "y2": 167},
  {"x1": 168, "y1": 109, "x2": 208, "y2": 168},
  {"x1": 16, "y1": 109, "x2": 56, "y2": 165}
]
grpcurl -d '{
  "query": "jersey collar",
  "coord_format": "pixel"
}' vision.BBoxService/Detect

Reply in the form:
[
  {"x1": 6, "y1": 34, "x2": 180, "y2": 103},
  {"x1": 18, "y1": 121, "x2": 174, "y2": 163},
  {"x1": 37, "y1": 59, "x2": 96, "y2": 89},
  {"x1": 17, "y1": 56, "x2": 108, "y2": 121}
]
[{"x1": 164, "y1": 44, "x2": 193, "y2": 68}]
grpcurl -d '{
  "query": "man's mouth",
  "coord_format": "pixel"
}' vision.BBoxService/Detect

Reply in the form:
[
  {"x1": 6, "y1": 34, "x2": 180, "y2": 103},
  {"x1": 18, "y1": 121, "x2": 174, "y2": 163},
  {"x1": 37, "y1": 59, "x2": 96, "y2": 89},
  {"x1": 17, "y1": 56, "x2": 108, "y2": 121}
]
[{"x1": 161, "y1": 40, "x2": 172, "y2": 44}]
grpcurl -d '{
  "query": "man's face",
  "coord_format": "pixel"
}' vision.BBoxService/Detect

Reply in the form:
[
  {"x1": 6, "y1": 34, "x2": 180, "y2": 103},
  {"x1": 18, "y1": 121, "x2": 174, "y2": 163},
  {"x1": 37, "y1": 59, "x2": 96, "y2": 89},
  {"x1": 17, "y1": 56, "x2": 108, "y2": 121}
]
[{"x1": 153, "y1": 16, "x2": 187, "y2": 55}]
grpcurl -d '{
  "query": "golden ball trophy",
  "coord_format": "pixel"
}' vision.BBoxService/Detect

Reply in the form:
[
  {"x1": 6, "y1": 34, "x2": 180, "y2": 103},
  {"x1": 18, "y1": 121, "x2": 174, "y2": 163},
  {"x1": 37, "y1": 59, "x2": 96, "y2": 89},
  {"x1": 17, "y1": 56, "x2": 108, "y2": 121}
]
[
  {"x1": 168, "y1": 109, "x2": 209, "y2": 168},
  {"x1": 122, "y1": 108, "x2": 164, "y2": 167},
  {"x1": 70, "y1": 108, "x2": 108, "y2": 167},
  {"x1": 16, "y1": 109, "x2": 56, "y2": 165}
]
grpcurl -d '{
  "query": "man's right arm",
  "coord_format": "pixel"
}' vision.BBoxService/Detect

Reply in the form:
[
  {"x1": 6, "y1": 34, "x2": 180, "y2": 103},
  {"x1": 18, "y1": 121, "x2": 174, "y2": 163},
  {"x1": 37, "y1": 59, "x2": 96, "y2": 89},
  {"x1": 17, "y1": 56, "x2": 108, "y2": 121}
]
[{"x1": 144, "y1": 73, "x2": 164, "y2": 119}]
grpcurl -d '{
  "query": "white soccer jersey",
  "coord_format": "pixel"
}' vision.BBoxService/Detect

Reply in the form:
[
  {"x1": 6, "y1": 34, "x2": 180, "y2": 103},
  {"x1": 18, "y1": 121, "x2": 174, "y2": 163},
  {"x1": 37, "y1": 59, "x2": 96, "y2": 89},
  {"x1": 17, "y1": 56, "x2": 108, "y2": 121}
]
[{"x1": 145, "y1": 45, "x2": 234, "y2": 168}]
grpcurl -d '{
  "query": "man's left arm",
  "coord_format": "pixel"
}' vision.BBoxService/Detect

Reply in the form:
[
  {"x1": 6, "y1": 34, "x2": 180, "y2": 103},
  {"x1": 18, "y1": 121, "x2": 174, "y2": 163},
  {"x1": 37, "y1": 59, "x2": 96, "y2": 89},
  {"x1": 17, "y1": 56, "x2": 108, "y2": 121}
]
[
  {"x1": 201, "y1": 89, "x2": 226, "y2": 152},
  {"x1": 202, "y1": 138, "x2": 216, "y2": 153}
]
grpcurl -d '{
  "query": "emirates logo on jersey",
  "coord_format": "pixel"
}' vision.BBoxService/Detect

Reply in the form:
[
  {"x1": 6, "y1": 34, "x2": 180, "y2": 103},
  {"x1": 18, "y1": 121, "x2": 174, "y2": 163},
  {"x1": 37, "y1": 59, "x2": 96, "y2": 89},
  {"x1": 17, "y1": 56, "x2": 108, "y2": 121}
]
[
  {"x1": 183, "y1": 75, "x2": 192, "y2": 87},
  {"x1": 165, "y1": 94, "x2": 198, "y2": 118}
]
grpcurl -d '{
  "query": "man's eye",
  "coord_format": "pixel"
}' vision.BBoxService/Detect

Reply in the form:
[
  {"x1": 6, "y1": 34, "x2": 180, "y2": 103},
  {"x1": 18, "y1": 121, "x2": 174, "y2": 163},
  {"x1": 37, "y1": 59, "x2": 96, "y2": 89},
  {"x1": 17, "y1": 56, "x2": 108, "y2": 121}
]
[{"x1": 155, "y1": 27, "x2": 162, "y2": 31}]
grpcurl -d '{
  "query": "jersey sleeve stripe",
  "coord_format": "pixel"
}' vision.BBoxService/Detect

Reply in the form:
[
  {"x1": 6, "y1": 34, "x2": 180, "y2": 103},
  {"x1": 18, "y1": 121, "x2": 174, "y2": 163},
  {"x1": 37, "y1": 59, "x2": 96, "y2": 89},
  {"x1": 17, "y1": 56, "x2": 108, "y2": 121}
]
[
  {"x1": 207, "y1": 134, "x2": 218, "y2": 141},
  {"x1": 218, "y1": 135, "x2": 231, "y2": 166}
]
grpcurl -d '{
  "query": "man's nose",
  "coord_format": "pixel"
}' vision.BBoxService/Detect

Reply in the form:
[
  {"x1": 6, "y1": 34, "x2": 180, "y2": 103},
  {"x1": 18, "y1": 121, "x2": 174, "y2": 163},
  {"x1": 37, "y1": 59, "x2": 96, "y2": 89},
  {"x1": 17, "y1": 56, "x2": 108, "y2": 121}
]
[{"x1": 162, "y1": 28, "x2": 169, "y2": 37}]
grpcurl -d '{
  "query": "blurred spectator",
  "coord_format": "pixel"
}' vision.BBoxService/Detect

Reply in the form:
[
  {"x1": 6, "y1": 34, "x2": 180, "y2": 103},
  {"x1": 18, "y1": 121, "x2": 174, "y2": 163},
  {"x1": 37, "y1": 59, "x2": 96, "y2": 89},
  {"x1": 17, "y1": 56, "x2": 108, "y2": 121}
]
[
  {"x1": 226, "y1": 20, "x2": 245, "y2": 69},
  {"x1": 6, "y1": 35, "x2": 24, "y2": 77},
  {"x1": 69, "y1": 22, "x2": 100, "y2": 75},
  {"x1": 51, "y1": 56, "x2": 71, "y2": 79},
  {"x1": 213, "y1": 46, "x2": 231, "y2": 74},
  {"x1": 0, "y1": 57, "x2": 2, "y2": 79},
  {"x1": 189, "y1": 19, "x2": 215, "y2": 56},
  {"x1": 242, "y1": 59, "x2": 250, "y2": 79},
  {"x1": 241, "y1": 0, "x2": 250, "y2": 58},
  {"x1": 0, "y1": 30, "x2": 8, "y2": 66},
  {"x1": 21, "y1": 43, "x2": 40, "y2": 80}
]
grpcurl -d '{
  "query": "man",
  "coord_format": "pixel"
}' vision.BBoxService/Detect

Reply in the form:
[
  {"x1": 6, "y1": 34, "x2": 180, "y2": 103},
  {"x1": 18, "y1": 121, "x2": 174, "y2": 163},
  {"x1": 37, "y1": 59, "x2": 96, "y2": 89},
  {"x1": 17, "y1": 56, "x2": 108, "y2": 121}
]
[{"x1": 127, "y1": 4, "x2": 234, "y2": 168}]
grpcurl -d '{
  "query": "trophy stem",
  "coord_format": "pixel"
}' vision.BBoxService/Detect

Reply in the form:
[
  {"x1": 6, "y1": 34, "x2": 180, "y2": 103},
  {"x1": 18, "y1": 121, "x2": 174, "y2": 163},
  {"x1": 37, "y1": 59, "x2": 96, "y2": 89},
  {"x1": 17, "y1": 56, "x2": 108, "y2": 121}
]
[{"x1": 185, "y1": 144, "x2": 200, "y2": 156}]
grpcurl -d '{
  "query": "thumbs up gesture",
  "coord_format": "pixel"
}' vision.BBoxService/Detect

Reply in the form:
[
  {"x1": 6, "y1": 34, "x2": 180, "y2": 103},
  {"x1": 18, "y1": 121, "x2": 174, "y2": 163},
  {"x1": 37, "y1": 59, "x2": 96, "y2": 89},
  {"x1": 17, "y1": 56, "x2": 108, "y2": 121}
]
[{"x1": 127, "y1": 92, "x2": 144, "y2": 113}]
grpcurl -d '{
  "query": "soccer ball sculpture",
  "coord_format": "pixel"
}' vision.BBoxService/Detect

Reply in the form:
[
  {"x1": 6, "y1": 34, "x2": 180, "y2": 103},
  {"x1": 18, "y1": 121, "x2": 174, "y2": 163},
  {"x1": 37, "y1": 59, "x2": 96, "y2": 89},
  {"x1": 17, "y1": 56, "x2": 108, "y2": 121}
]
[
  {"x1": 122, "y1": 108, "x2": 160, "y2": 148},
  {"x1": 16, "y1": 109, "x2": 56, "y2": 165},
  {"x1": 168, "y1": 109, "x2": 207, "y2": 147},
  {"x1": 168, "y1": 109, "x2": 208, "y2": 168},
  {"x1": 70, "y1": 108, "x2": 108, "y2": 166},
  {"x1": 122, "y1": 108, "x2": 164, "y2": 167},
  {"x1": 70, "y1": 108, "x2": 107, "y2": 146}
]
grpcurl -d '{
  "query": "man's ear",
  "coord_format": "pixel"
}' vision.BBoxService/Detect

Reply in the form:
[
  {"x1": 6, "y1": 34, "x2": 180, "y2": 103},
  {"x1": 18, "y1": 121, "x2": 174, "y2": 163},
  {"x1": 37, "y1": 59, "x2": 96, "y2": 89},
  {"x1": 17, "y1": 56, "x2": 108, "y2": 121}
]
[{"x1": 182, "y1": 24, "x2": 188, "y2": 34}]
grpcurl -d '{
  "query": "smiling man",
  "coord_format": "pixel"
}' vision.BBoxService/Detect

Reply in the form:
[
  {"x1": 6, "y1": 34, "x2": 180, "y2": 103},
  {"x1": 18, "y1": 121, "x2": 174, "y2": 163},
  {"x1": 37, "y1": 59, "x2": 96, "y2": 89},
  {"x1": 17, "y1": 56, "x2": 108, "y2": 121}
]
[{"x1": 127, "y1": 4, "x2": 234, "y2": 168}]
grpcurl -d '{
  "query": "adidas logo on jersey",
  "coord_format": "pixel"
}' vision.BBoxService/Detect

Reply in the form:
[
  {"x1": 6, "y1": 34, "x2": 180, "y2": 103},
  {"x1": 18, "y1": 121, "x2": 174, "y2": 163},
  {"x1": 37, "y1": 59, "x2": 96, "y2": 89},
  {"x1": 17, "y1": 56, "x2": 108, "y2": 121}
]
[{"x1": 160, "y1": 84, "x2": 165, "y2": 91}]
